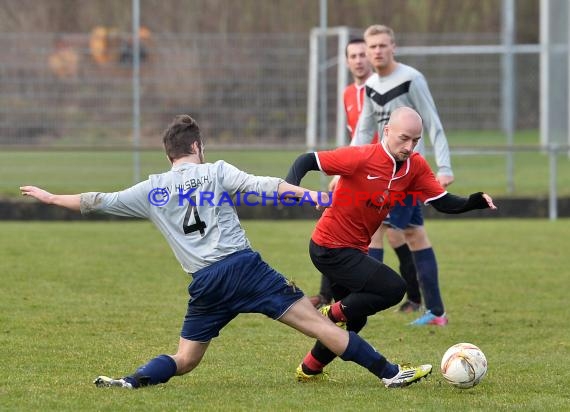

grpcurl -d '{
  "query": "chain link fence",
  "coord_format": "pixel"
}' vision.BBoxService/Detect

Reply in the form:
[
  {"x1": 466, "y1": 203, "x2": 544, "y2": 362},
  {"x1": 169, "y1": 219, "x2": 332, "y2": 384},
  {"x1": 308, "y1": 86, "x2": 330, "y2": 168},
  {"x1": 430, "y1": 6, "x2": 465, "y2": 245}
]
[
  {"x1": 0, "y1": 31, "x2": 308, "y2": 148},
  {"x1": 0, "y1": 30, "x2": 540, "y2": 149}
]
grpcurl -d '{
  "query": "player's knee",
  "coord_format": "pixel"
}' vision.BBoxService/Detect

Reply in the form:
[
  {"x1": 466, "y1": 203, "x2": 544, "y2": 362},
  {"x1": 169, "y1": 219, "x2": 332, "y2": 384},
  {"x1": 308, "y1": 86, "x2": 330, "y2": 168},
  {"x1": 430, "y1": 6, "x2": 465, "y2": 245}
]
[
  {"x1": 404, "y1": 227, "x2": 430, "y2": 249},
  {"x1": 390, "y1": 276, "x2": 407, "y2": 306},
  {"x1": 386, "y1": 228, "x2": 406, "y2": 248},
  {"x1": 361, "y1": 277, "x2": 406, "y2": 314},
  {"x1": 172, "y1": 353, "x2": 202, "y2": 375},
  {"x1": 370, "y1": 274, "x2": 406, "y2": 309}
]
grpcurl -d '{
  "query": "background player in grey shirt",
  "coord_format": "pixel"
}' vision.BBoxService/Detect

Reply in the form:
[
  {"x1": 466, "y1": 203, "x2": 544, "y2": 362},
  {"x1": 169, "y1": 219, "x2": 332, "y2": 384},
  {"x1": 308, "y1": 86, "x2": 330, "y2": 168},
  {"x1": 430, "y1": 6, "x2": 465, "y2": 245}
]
[
  {"x1": 20, "y1": 114, "x2": 433, "y2": 388},
  {"x1": 351, "y1": 24, "x2": 454, "y2": 326}
]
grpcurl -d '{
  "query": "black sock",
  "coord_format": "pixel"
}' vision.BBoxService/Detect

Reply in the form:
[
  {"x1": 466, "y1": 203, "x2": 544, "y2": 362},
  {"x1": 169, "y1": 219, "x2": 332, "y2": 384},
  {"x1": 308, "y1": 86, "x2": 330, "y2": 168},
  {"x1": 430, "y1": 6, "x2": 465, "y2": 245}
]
[{"x1": 394, "y1": 244, "x2": 421, "y2": 304}]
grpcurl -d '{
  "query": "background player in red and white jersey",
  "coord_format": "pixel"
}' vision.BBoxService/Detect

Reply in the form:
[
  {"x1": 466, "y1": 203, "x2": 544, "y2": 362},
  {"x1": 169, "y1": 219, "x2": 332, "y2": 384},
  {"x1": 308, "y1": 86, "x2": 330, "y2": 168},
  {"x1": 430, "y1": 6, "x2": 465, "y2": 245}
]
[
  {"x1": 286, "y1": 106, "x2": 496, "y2": 381},
  {"x1": 343, "y1": 38, "x2": 379, "y2": 145}
]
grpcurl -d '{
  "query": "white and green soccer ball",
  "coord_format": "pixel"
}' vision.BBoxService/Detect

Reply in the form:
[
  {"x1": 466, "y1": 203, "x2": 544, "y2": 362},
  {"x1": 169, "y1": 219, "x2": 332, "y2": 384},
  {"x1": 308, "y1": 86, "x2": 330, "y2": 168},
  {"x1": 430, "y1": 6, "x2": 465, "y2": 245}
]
[{"x1": 440, "y1": 342, "x2": 488, "y2": 389}]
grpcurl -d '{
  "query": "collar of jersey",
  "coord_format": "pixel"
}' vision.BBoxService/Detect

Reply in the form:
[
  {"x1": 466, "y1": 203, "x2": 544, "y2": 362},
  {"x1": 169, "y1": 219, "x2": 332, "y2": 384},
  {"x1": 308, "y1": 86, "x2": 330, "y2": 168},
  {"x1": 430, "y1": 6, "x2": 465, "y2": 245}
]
[
  {"x1": 380, "y1": 140, "x2": 411, "y2": 185},
  {"x1": 171, "y1": 162, "x2": 200, "y2": 171}
]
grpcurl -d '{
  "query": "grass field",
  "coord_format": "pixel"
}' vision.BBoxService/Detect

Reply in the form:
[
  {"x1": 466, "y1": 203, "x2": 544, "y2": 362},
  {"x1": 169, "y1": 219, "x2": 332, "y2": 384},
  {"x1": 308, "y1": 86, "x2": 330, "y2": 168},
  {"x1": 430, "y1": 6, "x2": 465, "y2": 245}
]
[
  {"x1": 3, "y1": 130, "x2": 570, "y2": 198},
  {"x1": 1, "y1": 219, "x2": 569, "y2": 411}
]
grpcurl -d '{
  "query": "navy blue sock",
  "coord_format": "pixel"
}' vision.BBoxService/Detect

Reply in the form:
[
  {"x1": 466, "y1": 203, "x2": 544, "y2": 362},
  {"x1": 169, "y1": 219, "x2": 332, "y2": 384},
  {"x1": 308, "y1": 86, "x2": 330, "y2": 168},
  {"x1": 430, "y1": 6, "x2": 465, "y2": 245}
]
[
  {"x1": 124, "y1": 354, "x2": 177, "y2": 388},
  {"x1": 412, "y1": 248, "x2": 444, "y2": 316},
  {"x1": 368, "y1": 248, "x2": 384, "y2": 262},
  {"x1": 340, "y1": 331, "x2": 399, "y2": 379}
]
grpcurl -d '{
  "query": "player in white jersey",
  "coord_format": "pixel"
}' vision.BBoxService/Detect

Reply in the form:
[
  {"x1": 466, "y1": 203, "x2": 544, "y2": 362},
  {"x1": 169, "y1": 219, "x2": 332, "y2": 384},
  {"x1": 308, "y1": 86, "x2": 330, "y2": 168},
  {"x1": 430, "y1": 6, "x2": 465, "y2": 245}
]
[
  {"x1": 351, "y1": 25, "x2": 454, "y2": 326},
  {"x1": 20, "y1": 114, "x2": 433, "y2": 388}
]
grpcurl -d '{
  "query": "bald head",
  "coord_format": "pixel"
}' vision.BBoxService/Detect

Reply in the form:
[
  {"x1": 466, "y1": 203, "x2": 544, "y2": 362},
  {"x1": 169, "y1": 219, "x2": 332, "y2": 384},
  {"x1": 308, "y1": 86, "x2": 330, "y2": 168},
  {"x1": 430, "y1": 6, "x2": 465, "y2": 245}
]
[
  {"x1": 383, "y1": 107, "x2": 423, "y2": 161},
  {"x1": 387, "y1": 107, "x2": 423, "y2": 133}
]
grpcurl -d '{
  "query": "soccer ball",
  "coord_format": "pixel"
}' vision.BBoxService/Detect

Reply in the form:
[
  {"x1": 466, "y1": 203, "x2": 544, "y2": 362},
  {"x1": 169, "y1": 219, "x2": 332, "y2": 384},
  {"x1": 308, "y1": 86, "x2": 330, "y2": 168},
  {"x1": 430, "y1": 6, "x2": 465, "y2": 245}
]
[{"x1": 440, "y1": 343, "x2": 488, "y2": 389}]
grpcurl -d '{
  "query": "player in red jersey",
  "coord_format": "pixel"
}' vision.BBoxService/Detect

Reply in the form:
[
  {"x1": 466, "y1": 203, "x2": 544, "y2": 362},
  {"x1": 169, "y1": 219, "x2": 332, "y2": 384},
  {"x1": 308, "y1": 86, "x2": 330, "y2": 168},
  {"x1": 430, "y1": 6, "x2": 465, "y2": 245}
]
[
  {"x1": 309, "y1": 38, "x2": 381, "y2": 308},
  {"x1": 343, "y1": 38, "x2": 379, "y2": 145},
  {"x1": 286, "y1": 107, "x2": 496, "y2": 381}
]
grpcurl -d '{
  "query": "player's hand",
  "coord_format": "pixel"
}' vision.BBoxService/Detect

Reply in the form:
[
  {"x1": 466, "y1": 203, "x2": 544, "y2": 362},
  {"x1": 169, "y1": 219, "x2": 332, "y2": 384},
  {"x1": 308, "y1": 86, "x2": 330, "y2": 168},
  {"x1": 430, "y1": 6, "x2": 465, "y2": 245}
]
[
  {"x1": 437, "y1": 174, "x2": 454, "y2": 188},
  {"x1": 20, "y1": 186, "x2": 54, "y2": 204},
  {"x1": 328, "y1": 175, "x2": 340, "y2": 192},
  {"x1": 482, "y1": 193, "x2": 497, "y2": 210},
  {"x1": 308, "y1": 190, "x2": 329, "y2": 211}
]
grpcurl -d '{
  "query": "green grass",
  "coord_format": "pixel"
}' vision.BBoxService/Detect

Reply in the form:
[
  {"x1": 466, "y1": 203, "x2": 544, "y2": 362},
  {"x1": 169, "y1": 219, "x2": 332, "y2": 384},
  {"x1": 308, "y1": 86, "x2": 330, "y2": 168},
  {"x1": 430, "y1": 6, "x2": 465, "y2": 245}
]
[
  {"x1": 3, "y1": 130, "x2": 570, "y2": 198},
  {"x1": 1, "y1": 219, "x2": 569, "y2": 411}
]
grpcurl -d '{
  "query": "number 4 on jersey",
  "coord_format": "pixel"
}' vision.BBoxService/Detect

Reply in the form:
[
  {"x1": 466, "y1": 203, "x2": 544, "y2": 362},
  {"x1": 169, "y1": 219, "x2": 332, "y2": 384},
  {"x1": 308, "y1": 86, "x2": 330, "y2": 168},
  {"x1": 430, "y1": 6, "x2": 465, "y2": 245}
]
[{"x1": 183, "y1": 196, "x2": 206, "y2": 235}]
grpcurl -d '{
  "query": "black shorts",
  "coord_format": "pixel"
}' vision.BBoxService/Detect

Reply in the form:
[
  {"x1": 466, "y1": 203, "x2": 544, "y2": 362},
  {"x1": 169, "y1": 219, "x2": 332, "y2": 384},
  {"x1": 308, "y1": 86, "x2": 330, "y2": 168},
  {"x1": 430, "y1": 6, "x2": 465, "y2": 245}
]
[
  {"x1": 309, "y1": 239, "x2": 377, "y2": 290},
  {"x1": 309, "y1": 239, "x2": 407, "y2": 318}
]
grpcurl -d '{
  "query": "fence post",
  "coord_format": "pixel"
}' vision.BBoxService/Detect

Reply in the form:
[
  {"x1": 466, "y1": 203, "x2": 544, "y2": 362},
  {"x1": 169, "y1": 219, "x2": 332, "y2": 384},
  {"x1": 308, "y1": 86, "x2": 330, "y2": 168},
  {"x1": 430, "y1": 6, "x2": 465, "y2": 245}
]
[
  {"x1": 336, "y1": 27, "x2": 349, "y2": 147},
  {"x1": 132, "y1": 0, "x2": 141, "y2": 184},
  {"x1": 502, "y1": 0, "x2": 516, "y2": 194},
  {"x1": 306, "y1": 29, "x2": 319, "y2": 152},
  {"x1": 549, "y1": 143, "x2": 558, "y2": 220},
  {"x1": 318, "y1": 0, "x2": 327, "y2": 150}
]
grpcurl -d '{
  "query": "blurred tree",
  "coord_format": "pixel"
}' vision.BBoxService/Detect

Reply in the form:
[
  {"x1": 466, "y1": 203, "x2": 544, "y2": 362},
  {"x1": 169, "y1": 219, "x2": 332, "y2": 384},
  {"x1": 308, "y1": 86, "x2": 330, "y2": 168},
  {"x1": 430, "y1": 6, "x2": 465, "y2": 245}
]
[
  {"x1": 48, "y1": 36, "x2": 79, "y2": 78},
  {"x1": 0, "y1": 0, "x2": 538, "y2": 43}
]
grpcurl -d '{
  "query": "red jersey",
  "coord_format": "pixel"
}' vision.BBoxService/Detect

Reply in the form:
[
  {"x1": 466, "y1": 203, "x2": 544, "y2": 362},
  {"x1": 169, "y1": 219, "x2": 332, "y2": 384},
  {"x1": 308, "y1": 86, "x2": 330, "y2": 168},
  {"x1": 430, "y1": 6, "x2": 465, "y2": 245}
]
[
  {"x1": 313, "y1": 143, "x2": 446, "y2": 251},
  {"x1": 343, "y1": 83, "x2": 379, "y2": 144}
]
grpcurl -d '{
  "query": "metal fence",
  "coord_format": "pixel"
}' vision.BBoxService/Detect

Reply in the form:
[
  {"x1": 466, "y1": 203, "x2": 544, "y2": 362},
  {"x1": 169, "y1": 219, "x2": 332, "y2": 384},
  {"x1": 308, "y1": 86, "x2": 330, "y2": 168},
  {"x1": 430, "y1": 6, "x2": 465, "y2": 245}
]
[
  {"x1": 0, "y1": 30, "x2": 541, "y2": 149},
  {"x1": 0, "y1": 32, "x2": 309, "y2": 148}
]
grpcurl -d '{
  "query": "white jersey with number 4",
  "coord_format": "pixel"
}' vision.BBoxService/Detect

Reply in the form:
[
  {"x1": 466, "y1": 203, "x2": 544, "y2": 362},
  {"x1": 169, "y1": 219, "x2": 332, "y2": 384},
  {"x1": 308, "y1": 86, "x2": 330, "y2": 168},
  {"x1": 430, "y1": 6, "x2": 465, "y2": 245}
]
[
  {"x1": 351, "y1": 63, "x2": 452, "y2": 176},
  {"x1": 80, "y1": 160, "x2": 282, "y2": 274}
]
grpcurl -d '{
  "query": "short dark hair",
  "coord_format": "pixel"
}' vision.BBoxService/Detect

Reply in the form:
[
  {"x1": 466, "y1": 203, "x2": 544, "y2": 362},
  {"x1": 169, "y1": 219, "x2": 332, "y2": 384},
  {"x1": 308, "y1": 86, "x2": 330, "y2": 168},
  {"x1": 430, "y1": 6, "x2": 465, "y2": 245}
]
[
  {"x1": 162, "y1": 114, "x2": 203, "y2": 161},
  {"x1": 345, "y1": 37, "x2": 365, "y2": 57}
]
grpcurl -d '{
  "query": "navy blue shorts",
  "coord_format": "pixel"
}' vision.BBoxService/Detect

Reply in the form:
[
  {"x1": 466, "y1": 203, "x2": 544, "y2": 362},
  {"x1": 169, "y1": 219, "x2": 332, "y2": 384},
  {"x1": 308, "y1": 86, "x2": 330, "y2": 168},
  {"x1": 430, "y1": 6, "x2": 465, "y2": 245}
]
[
  {"x1": 181, "y1": 249, "x2": 304, "y2": 343},
  {"x1": 384, "y1": 193, "x2": 424, "y2": 230}
]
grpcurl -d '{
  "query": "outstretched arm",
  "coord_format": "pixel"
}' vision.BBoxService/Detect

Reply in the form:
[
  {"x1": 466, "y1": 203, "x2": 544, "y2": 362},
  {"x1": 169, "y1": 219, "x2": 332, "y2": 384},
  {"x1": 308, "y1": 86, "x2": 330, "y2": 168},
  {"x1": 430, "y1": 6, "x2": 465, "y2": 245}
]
[
  {"x1": 20, "y1": 186, "x2": 80, "y2": 212},
  {"x1": 428, "y1": 192, "x2": 496, "y2": 214},
  {"x1": 21, "y1": 182, "x2": 151, "y2": 219},
  {"x1": 281, "y1": 154, "x2": 330, "y2": 207},
  {"x1": 285, "y1": 152, "x2": 320, "y2": 185},
  {"x1": 277, "y1": 180, "x2": 329, "y2": 206}
]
